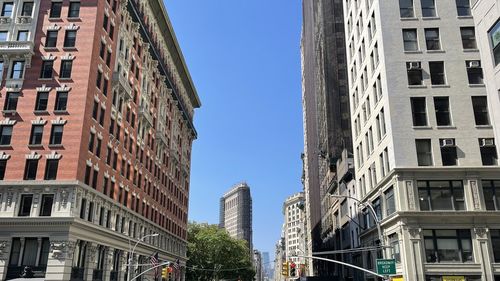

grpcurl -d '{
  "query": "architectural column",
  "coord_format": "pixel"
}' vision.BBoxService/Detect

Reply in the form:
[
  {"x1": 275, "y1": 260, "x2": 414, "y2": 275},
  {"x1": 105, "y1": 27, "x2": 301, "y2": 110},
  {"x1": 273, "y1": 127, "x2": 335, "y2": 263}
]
[
  {"x1": 103, "y1": 248, "x2": 114, "y2": 281},
  {"x1": 117, "y1": 251, "x2": 127, "y2": 281},
  {"x1": 474, "y1": 228, "x2": 494, "y2": 281},
  {"x1": 0, "y1": 240, "x2": 10, "y2": 281},
  {"x1": 402, "y1": 227, "x2": 424, "y2": 281},
  {"x1": 85, "y1": 243, "x2": 99, "y2": 281},
  {"x1": 45, "y1": 240, "x2": 76, "y2": 281},
  {"x1": 17, "y1": 238, "x2": 25, "y2": 266},
  {"x1": 35, "y1": 238, "x2": 42, "y2": 267}
]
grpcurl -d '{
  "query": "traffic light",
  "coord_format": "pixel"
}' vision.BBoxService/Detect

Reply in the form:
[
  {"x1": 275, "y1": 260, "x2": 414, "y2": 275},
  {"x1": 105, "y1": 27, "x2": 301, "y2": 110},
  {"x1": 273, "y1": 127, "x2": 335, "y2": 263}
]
[
  {"x1": 281, "y1": 261, "x2": 289, "y2": 276},
  {"x1": 167, "y1": 266, "x2": 173, "y2": 281},
  {"x1": 289, "y1": 262, "x2": 297, "y2": 277},
  {"x1": 161, "y1": 266, "x2": 169, "y2": 280}
]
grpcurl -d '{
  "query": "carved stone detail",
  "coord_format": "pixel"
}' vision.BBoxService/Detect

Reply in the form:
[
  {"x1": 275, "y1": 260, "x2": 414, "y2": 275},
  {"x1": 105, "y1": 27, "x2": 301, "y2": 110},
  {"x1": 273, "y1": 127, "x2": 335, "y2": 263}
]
[
  {"x1": 50, "y1": 241, "x2": 76, "y2": 260},
  {"x1": 470, "y1": 180, "x2": 480, "y2": 210},
  {"x1": 408, "y1": 228, "x2": 421, "y2": 239},
  {"x1": 406, "y1": 180, "x2": 415, "y2": 210},
  {"x1": 0, "y1": 240, "x2": 9, "y2": 260},
  {"x1": 474, "y1": 228, "x2": 488, "y2": 239}
]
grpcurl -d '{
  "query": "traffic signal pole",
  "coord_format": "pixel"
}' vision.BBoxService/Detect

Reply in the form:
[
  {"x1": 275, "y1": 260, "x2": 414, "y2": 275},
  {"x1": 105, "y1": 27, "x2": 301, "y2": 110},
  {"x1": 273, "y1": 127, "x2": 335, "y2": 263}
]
[
  {"x1": 129, "y1": 261, "x2": 171, "y2": 281},
  {"x1": 289, "y1": 254, "x2": 389, "y2": 281}
]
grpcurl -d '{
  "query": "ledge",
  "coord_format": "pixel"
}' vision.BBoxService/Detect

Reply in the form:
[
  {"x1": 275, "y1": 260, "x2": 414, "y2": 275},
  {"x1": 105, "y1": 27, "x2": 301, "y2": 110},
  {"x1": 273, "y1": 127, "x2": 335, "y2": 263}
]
[{"x1": 431, "y1": 84, "x2": 450, "y2": 88}]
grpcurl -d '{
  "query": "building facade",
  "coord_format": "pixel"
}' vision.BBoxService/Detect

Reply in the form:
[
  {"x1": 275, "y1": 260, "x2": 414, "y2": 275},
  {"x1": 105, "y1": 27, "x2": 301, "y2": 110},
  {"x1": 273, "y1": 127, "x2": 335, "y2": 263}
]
[
  {"x1": 283, "y1": 192, "x2": 306, "y2": 265},
  {"x1": 301, "y1": 0, "x2": 352, "y2": 277},
  {"x1": 0, "y1": 0, "x2": 200, "y2": 280},
  {"x1": 344, "y1": 0, "x2": 500, "y2": 280},
  {"x1": 253, "y1": 250, "x2": 263, "y2": 281},
  {"x1": 472, "y1": 0, "x2": 500, "y2": 158},
  {"x1": 219, "y1": 182, "x2": 253, "y2": 252}
]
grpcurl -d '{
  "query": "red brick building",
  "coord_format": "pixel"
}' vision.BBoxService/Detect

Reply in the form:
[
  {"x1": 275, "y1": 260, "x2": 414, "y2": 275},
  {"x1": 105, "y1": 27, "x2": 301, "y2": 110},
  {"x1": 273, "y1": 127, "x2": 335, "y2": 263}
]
[{"x1": 0, "y1": 0, "x2": 200, "y2": 280}]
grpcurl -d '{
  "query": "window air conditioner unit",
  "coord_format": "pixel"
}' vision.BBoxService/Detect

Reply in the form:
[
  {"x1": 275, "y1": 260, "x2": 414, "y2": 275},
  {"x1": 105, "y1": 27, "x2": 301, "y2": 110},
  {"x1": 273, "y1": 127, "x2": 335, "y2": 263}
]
[
  {"x1": 441, "y1": 139, "x2": 455, "y2": 147},
  {"x1": 468, "y1": 61, "x2": 480, "y2": 68},
  {"x1": 480, "y1": 138, "x2": 495, "y2": 147},
  {"x1": 408, "y1": 62, "x2": 421, "y2": 70}
]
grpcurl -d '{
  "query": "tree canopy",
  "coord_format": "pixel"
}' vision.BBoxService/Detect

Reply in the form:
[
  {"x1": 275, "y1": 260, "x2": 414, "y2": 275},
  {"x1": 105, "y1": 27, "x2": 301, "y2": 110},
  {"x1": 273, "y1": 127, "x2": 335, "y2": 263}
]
[{"x1": 186, "y1": 222, "x2": 255, "y2": 281}]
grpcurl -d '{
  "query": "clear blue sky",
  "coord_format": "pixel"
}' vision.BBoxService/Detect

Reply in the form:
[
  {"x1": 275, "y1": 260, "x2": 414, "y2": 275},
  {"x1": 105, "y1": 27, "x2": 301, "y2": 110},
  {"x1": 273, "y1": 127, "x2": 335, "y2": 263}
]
[{"x1": 165, "y1": 0, "x2": 304, "y2": 258}]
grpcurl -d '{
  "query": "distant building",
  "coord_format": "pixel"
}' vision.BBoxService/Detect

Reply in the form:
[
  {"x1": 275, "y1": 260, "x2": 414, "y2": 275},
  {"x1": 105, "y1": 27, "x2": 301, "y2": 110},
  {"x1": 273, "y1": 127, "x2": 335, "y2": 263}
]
[
  {"x1": 219, "y1": 182, "x2": 253, "y2": 251},
  {"x1": 273, "y1": 237, "x2": 286, "y2": 281},
  {"x1": 261, "y1": 251, "x2": 271, "y2": 279},
  {"x1": 283, "y1": 192, "x2": 306, "y2": 266},
  {"x1": 254, "y1": 250, "x2": 263, "y2": 281}
]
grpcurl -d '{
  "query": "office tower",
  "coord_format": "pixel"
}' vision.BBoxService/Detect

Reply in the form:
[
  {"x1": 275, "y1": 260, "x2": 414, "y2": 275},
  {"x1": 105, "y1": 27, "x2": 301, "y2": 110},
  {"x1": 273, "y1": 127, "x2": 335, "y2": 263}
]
[
  {"x1": 0, "y1": 1, "x2": 200, "y2": 280},
  {"x1": 344, "y1": 0, "x2": 499, "y2": 280},
  {"x1": 301, "y1": 0, "x2": 352, "y2": 276},
  {"x1": 219, "y1": 182, "x2": 253, "y2": 251},
  {"x1": 282, "y1": 192, "x2": 306, "y2": 265}
]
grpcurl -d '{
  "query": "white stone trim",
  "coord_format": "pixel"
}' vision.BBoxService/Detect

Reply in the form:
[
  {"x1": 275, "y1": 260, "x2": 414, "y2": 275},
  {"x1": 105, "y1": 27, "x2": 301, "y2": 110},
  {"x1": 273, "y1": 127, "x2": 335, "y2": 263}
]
[
  {"x1": 0, "y1": 152, "x2": 11, "y2": 160},
  {"x1": 31, "y1": 117, "x2": 47, "y2": 125},
  {"x1": 41, "y1": 54, "x2": 56, "y2": 61},
  {"x1": 0, "y1": 118, "x2": 16, "y2": 125},
  {"x1": 26, "y1": 152, "x2": 42, "y2": 160},
  {"x1": 93, "y1": 164, "x2": 99, "y2": 171},
  {"x1": 36, "y1": 85, "x2": 52, "y2": 92},
  {"x1": 104, "y1": 171, "x2": 110, "y2": 178},
  {"x1": 97, "y1": 132, "x2": 103, "y2": 140},
  {"x1": 46, "y1": 151, "x2": 62, "y2": 160},
  {"x1": 94, "y1": 94, "x2": 100, "y2": 103},
  {"x1": 101, "y1": 101, "x2": 106, "y2": 108},
  {"x1": 86, "y1": 159, "x2": 92, "y2": 166},
  {"x1": 97, "y1": 64, "x2": 103, "y2": 72},
  {"x1": 61, "y1": 53, "x2": 75, "y2": 60},
  {"x1": 90, "y1": 125, "x2": 97, "y2": 134},
  {"x1": 47, "y1": 24, "x2": 61, "y2": 31},
  {"x1": 65, "y1": 23, "x2": 80, "y2": 30},
  {"x1": 51, "y1": 117, "x2": 67, "y2": 125},
  {"x1": 56, "y1": 84, "x2": 71, "y2": 92}
]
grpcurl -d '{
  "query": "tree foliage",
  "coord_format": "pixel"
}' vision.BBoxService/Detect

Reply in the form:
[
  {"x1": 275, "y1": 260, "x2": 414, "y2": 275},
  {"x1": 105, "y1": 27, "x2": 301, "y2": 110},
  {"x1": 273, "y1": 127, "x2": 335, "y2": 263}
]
[{"x1": 186, "y1": 222, "x2": 255, "y2": 281}]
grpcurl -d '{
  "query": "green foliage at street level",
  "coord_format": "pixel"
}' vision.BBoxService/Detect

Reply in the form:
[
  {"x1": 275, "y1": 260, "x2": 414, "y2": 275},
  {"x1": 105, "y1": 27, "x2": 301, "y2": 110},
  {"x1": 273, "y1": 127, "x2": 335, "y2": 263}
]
[{"x1": 186, "y1": 222, "x2": 255, "y2": 281}]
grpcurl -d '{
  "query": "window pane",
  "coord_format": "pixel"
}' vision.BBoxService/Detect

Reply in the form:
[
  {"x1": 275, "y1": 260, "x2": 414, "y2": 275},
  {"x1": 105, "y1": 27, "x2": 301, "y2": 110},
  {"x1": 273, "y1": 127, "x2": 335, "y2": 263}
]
[
  {"x1": 437, "y1": 238, "x2": 460, "y2": 262},
  {"x1": 419, "y1": 188, "x2": 430, "y2": 210},
  {"x1": 18, "y1": 194, "x2": 33, "y2": 216},
  {"x1": 421, "y1": 0, "x2": 436, "y2": 17},
  {"x1": 425, "y1": 28, "x2": 440, "y2": 50},
  {"x1": 411, "y1": 97, "x2": 427, "y2": 126},
  {"x1": 22, "y1": 238, "x2": 38, "y2": 266},
  {"x1": 416, "y1": 139, "x2": 433, "y2": 166},
  {"x1": 35, "y1": 92, "x2": 49, "y2": 111},
  {"x1": 50, "y1": 2, "x2": 62, "y2": 18},
  {"x1": 68, "y1": 2, "x2": 81, "y2": 18},
  {"x1": 400, "y1": 0, "x2": 414, "y2": 17},
  {"x1": 472, "y1": 96, "x2": 490, "y2": 125},
  {"x1": 461, "y1": 27, "x2": 476, "y2": 49},
  {"x1": 434, "y1": 97, "x2": 451, "y2": 126},
  {"x1": 430, "y1": 61, "x2": 445, "y2": 85},
  {"x1": 456, "y1": 0, "x2": 471, "y2": 16},
  {"x1": 55, "y1": 92, "x2": 68, "y2": 111},
  {"x1": 40, "y1": 194, "x2": 54, "y2": 216}
]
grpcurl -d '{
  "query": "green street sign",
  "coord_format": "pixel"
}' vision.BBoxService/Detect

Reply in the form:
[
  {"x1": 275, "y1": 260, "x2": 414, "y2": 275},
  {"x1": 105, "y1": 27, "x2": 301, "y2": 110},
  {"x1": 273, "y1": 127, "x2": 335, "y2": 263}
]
[{"x1": 376, "y1": 259, "x2": 396, "y2": 275}]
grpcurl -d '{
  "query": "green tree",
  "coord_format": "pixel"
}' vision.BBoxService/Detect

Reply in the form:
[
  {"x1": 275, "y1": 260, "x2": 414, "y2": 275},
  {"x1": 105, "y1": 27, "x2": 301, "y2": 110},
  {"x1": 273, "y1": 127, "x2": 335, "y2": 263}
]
[{"x1": 186, "y1": 222, "x2": 255, "y2": 281}]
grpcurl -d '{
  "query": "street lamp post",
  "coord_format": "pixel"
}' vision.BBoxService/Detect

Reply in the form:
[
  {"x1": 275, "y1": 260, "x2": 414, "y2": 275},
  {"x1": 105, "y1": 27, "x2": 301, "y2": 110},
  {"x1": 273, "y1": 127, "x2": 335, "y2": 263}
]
[
  {"x1": 127, "y1": 233, "x2": 159, "y2": 281},
  {"x1": 329, "y1": 194, "x2": 384, "y2": 256}
]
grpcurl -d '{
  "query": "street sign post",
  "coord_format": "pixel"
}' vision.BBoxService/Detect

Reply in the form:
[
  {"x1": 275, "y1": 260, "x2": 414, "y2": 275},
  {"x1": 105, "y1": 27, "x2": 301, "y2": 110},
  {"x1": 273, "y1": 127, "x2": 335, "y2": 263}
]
[{"x1": 376, "y1": 259, "x2": 396, "y2": 275}]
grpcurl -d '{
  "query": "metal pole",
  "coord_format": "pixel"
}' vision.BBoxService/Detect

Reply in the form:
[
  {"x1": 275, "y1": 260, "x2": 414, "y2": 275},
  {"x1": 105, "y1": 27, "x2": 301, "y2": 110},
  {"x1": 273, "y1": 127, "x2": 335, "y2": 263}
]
[
  {"x1": 329, "y1": 194, "x2": 384, "y2": 255},
  {"x1": 127, "y1": 233, "x2": 159, "y2": 281},
  {"x1": 289, "y1": 255, "x2": 389, "y2": 280}
]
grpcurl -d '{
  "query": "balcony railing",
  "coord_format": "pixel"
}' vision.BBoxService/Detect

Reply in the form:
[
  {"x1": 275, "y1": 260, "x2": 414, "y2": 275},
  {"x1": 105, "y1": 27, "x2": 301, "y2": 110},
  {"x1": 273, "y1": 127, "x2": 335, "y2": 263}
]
[
  {"x1": 112, "y1": 71, "x2": 133, "y2": 100},
  {"x1": 0, "y1": 41, "x2": 34, "y2": 54},
  {"x1": 70, "y1": 267, "x2": 84, "y2": 281}
]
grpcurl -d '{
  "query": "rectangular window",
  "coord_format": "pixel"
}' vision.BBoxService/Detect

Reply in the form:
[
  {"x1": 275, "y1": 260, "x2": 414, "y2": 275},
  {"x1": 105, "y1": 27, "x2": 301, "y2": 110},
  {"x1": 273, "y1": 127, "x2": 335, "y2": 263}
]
[
  {"x1": 54, "y1": 91, "x2": 68, "y2": 111},
  {"x1": 99, "y1": 107, "x2": 106, "y2": 126},
  {"x1": 64, "y1": 30, "x2": 77, "y2": 48},
  {"x1": 99, "y1": 42, "x2": 105, "y2": 58},
  {"x1": 68, "y1": 1, "x2": 81, "y2": 18},
  {"x1": 18, "y1": 194, "x2": 33, "y2": 216},
  {"x1": 490, "y1": 20, "x2": 500, "y2": 66},
  {"x1": 0, "y1": 125, "x2": 13, "y2": 145},
  {"x1": 49, "y1": 125, "x2": 64, "y2": 145},
  {"x1": 92, "y1": 169, "x2": 98, "y2": 189},
  {"x1": 50, "y1": 2, "x2": 62, "y2": 18},
  {"x1": 11, "y1": 60, "x2": 25, "y2": 79},
  {"x1": 460, "y1": 27, "x2": 476, "y2": 49},
  {"x1": 416, "y1": 139, "x2": 433, "y2": 166},
  {"x1": 80, "y1": 198, "x2": 86, "y2": 219},
  {"x1": 39, "y1": 194, "x2": 54, "y2": 216},
  {"x1": 88, "y1": 132, "x2": 95, "y2": 152},
  {"x1": 407, "y1": 62, "x2": 423, "y2": 85},
  {"x1": 16, "y1": 30, "x2": 29, "y2": 41},
  {"x1": 96, "y1": 71, "x2": 102, "y2": 89},
  {"x1": 44, "y1": 159, "x2": 58, "y2": 180},
  {"x1": 0, "y1": 31, "x2": 7, "y2": 41},
  {"x1": 1, "y1": 2, "x2": 13, "y2": 17},
  {"x1": 456, "y1": 0, "x2": 471, "y2": 16},
  {"x1": 35, "y1": 92, "x2": 49, "y2": 111},
  {"x1": 403, "y1": 29, "x2": 418, "y2": 51},
  {"x1": 0, "y1": 160, "x2": 6, "y2": 180},
  {"x1": 434, "y1": 97, "x2": 451, "y2": 126},
  {"x1": 92, "y1": 101, "x2": 99, "y2": 120},
  {"x1": 425, "y1": 28, "x2": 440, "y2": 50},
  {"x1": 421, "y1": 0, "x2": 436, "y2": 17},
  {"x1": 21, "y1": 2, "x2": 34, "y2": 16},
  {"x1": 96, "y1": 138, "x2": 102, "y2": 158},
  {"x1": 109, "y1": 24, "x2": 115, "y2": 40},
  {"x1": 59, "y1": 60, "x2": 73, "y2": 78},
  {"x1": 429, "y1": 61, "x2": 445, "y2": 85},
  {"x1": 471, "y1": 96, "x2": 490, "y2": 125},
  {"x1": 29, "y1": 125, "x2": 44, "y2": 145},
  {"x1": 24, "y1": 159, "x2": 38, "y2": 180},
  {"x1": 423, "y1": 229, "x2": 472, "y2": 263},
  {"x1": 491, "y1": 229, "x2": 500, "y2": 262},
  {"x1": 389, "y1": 233, "x2": 401, "y2": 263},
  {"x1": 103, "y1": 14, "x2": 109, "y2": 31},
  {"x1": 400, "y1": 0, "x2": 414, "y2": 17},
  {"x1": 411, "y1": 97, "x2": 427, "y2": 126},
  {"x1": 479, "y1": 139, "x2": 498, "y2": 166},
  {"x1": 40, "y1": 60, "x2": 54, "y2": 79},
  {"x1": 4, "y1": 92, "x2": 19, "y2": 111},
  {"x1": 482, "y1": 180, "x2": 500, "y2": 210},
  {"x1": 440, "y1": 138, "x2": 458, "y2": 166},
  {"x1": 418, "y1": 180, "x2": 464, "y2": 211},
  {"x1": 385, "y1": 187, "x2": 395, "y2": 216},
  {"x1": 466, "y1": 61, "x2": 484, "y2": 84}
]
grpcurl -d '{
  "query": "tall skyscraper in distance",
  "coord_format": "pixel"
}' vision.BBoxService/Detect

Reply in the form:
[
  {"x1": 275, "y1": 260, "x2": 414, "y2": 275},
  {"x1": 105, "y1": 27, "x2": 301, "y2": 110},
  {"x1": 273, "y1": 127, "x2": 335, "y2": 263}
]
[
  {"x1": 219, "y1": 182, "x2": 253, "y2": 251},
  {"x1": 344, "y1": 0, "x2": 500, "y2": 280},
  {"x1": 0, "y1": 0, "x2": 200, "y2": 280}
]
